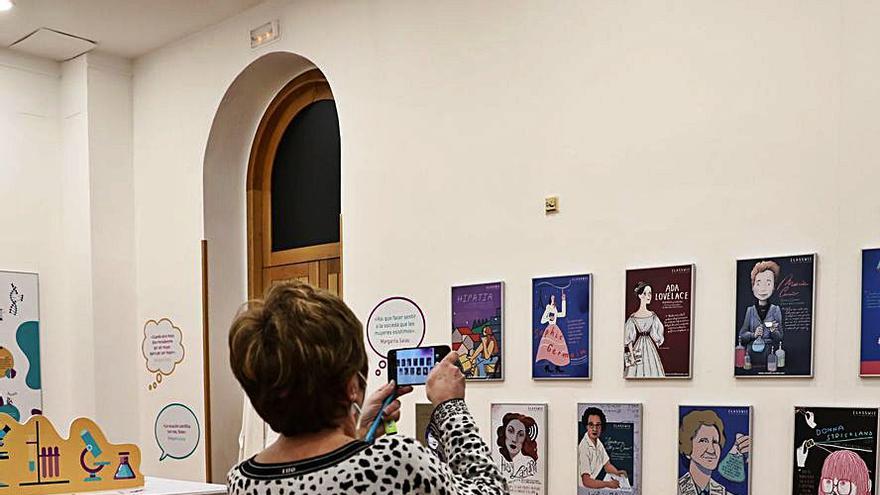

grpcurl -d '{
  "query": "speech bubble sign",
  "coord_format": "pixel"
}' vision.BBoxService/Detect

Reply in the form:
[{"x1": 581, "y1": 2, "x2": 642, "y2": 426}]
[
  {"x1": 366, "y1": 297, "x2": 426, "y2": 358},
  {"x1": 142, "y1": 319, "x2": 185, "y2": 376},
  {"x1": 154, "y1": 403, "x2": 200, "y2": 461}
]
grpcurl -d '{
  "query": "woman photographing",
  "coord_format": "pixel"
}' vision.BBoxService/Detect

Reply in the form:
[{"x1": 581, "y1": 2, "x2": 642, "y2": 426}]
[{"x1": 227, "y1": 281, "x2": 507, "y2": 495}]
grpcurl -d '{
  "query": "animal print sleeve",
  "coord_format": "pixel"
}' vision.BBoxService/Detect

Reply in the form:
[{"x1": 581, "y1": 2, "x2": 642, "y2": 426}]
[{"x1": 423, "y1": 398, "x2": 507, "y2": 494}]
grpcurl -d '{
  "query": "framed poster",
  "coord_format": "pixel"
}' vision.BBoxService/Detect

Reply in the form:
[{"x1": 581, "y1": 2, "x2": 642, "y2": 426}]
[
  {"x1": 0, "y1": 270, "x2": 41, "y2": 422},
  {"x1": 792, "y1": 406, "x2": 878, "y2": 495},
  {"x1": 577, "y1": 403, "x2": 642, "y2": 494},
  {"x1": 861, "y1": 248, "x2": 880, "y2": 376},
  {"x1": 532, "y1": 274, "x2": 591, "y2": 379},
  {"x1": 678, "y1": 405, "x2": 752, "y2": 495},
  {"x1": 491, "y1": 403, "x2": 547, "y2": 495},
  {"x1": 623, "y1": 265, "x2": 693, "y2": 379},
  {"x1": 451, "y1": 282, "x2": 503, "y2": 381},
  {"x1": 734, "y1": 254, "x2": 816, "y2": 377}
]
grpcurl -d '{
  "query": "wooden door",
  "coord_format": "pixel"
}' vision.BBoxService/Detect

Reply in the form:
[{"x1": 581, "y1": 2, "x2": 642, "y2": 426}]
[
  {"x1": 247, "y1": 69, "x2": 342, "y2": 299},
  {"x1": 262, "y1": 259, "x2": 340, "y2": 296}
]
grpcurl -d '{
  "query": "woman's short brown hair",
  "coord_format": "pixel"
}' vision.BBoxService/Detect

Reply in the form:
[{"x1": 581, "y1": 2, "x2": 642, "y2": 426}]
[
  {"x1": 678, "y1": 409, "x2": 726, "y2": 456},
  {"x1": 750, "y1": 260, "x2": 781, "y2": 285},
  {"x1": 228, "y1": 281, "x2": 368, "y2": 436}
]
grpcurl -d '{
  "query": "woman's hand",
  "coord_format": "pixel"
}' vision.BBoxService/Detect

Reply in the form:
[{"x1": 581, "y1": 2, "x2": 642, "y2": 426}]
[
  {"x1": 357, "y1": 380, "x2": 413, "y2": 439},
  {"x1": 426, "y1": 351, "x2": 465, "y2": 406}
]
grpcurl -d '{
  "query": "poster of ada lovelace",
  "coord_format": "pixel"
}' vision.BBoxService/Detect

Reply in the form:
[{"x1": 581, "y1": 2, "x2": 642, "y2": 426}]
[
  {"x1": 623, "y1": 265, "x2": 693, "y2": 379},
  {"x1": 734, "y1": 254, "x2": 816, "y2": 377}
]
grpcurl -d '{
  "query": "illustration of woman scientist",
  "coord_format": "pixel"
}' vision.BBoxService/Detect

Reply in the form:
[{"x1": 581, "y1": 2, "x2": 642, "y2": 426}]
[
  {"x1": 624, "y1": 282, "x2": 665, "y2": 378},
  {"x1": 738, "y1": 261, "x2": 783, "y2": 371},
  {"x1": 495, "y1": 412, "x2": 539, "y2": 481},
  {"x1": 678, "y1": 410, "x2": 750, "y2": 495},
  {"x1": 535, "y1": 292, "x2": 569, "y2": 373}
]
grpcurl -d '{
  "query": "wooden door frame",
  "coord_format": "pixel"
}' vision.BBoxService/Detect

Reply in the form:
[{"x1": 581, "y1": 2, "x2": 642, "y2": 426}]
[{"x1": 246, "y1": 69, "x2": 340, "y2": 298}]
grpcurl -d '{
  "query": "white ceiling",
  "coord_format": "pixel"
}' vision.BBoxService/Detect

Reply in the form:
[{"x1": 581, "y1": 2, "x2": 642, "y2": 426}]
[{"x1": 0, "y1": 0, "x2": 265, "y2": 59}]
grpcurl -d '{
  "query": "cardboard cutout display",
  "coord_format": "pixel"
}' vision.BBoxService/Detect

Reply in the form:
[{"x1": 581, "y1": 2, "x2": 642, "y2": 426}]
[{"x1": 0, "y1": 415, "x2": 143, "y2": 494}]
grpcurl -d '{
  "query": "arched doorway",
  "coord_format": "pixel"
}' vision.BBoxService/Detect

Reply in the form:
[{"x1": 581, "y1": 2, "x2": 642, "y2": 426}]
[
  {"x1": 203, "y1": 52, "x2": 336, "y2": 482},
  {"x1": 247, "y1": 69, "x2": 342, "y2": 298}
]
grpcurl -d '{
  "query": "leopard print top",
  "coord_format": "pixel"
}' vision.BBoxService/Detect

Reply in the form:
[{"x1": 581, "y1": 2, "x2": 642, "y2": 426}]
[{"x1": 227, "y1": 399, "x2": 507, "y2": 495}]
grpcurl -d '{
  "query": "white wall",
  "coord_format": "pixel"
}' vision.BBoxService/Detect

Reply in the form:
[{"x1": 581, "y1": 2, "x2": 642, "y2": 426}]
[
  {"x1": 0, "y1": 50, "x2": 71, "y2": 421},
  {"x1": 85, "y1": 53, "x2": 139, "y2": 440},
  {"x1": 130, "y1": 0, "x2": 880, "y2": 492},
  {"x1": 0, "y1": 49, "x2": 138, "y2": 442}
]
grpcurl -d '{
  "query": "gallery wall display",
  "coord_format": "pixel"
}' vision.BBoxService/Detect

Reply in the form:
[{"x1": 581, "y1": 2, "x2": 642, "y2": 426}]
[
  {"x1": 861, "y1": 248, "x2": 880, "y2": 376},
  {"x1": 678, "y1": 405, "x2": 752, "y2": 495},
  {"x1": 577, "y1": 403, "x2": 642, "y2": 494},
  {"x1": 490, "y1": 403, "x2": 547, "y2": 495},
  {"x1": 792, "y1": 406, "x2": 878, "y2": 495},
  {"x1": 734, "y1": 254, "x2": 816, "y2": 378},
  {"x1": 0, "y1": 270, "x2": 41, "y2": 423},
  {"x1": 623, "y1": 265, "x2": 693, "y2": 379},
  {"x1": 532, "y1": 274, "x2": 591, "y2": 379},
  {"x1": 0, "y1": 414, "x2": 142, "y2": 494},
  {"x1": 451, "y1": 282, "x2": 503, "y2": 381}
]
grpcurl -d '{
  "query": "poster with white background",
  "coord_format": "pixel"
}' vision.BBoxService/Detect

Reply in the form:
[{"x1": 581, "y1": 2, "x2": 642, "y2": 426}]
[
  {"x1": 0, "y1": 270, "x2": 41, "y2": 423},
  {"x1": 491, "y1": 403, "x2": 547, "y2": 495}
]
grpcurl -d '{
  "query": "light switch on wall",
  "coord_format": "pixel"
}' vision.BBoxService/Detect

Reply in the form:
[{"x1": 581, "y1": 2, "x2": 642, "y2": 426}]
[{"x1": 544, "y1": 196, "x2": 558, "y2": 214}]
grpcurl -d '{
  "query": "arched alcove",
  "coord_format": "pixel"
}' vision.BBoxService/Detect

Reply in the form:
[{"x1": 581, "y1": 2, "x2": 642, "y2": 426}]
[{"x1": 202, "y1": 51, "x2": 333, "y2": 482}]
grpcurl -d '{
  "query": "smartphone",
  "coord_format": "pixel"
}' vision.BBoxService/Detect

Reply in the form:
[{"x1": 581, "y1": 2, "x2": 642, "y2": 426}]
[{"x1": 387, "y1": 345, "x2": 450, "y2": 386}]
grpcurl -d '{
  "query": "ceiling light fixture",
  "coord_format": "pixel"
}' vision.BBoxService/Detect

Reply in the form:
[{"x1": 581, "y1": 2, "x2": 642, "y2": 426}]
[{"x1": 0, "y1": 0, "x2": 13, "y2": 12}]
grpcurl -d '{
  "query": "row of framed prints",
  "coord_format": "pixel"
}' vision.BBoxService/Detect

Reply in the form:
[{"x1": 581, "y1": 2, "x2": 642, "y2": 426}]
[
  {"x1": 415, "y1": 402, "x2": 879, "y2": 495},
  {"x1": 452, "y1": 249, "x2": 880, "y2": 380}
]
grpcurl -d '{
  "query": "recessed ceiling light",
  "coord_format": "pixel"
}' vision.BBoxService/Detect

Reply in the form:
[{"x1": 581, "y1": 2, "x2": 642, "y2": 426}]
[{"x1": 0, "y1": 0, "x2": 14, "y2": 12}]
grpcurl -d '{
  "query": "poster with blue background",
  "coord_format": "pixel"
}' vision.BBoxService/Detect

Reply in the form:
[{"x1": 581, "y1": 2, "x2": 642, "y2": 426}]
[
  {"x1": 861, "y1": 248, "x2": 880, "y2": 376},
  {"x1": 532, "y1": 274, "x2": 590, "y2": 379},
  {"x1": 678, "y1": 405, "x2": 752, "y2": 495}
]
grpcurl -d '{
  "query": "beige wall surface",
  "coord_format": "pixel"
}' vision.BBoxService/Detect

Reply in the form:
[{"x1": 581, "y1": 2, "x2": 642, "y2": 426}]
[
  {"x1": 1, "y1": 48, "x2": 139, "y2": 441},
  {"x1": 127, "y1": 0, "x2": 880, "y2": 490}
]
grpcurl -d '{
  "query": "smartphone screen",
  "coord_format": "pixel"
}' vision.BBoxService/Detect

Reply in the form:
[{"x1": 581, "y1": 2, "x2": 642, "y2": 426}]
[{"x1": 389, "y1": 345, "x2": 449, "y2": 386}]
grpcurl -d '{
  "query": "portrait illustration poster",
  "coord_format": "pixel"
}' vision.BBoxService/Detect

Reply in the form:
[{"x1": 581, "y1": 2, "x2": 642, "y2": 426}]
[
  {"x1": 623, "y1": 265, "x2": 693, "y2": 379},
  {"x1": 577, "y1": 403, "x2": 642, "y2": 495},
  {"x1": 532, "y1": 274, "x2": 591, "y2": 379},
  {"x1": 792, "y1": 406, "x2": 878, "y2": 495},
  {"x1": 451, "y1": 282, "x2": 503, "y2": 381},
  {"x1": 734, "y1": 254, "x2": 816, "y2": 377},
  {"x1": 491, "y1": 403, "x2": 547, "y2": 495},
  {"x1": 678, "y1": 406, "x2": 752, "y2": 495},
  {"x1": 861, "y1": 248, "x2": 880, "y2": 376}
]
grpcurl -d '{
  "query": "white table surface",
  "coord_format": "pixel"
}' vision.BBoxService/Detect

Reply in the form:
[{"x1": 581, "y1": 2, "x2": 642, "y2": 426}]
[{"x1": 59, "y1": 477, "x2": 226, "y2": 495}]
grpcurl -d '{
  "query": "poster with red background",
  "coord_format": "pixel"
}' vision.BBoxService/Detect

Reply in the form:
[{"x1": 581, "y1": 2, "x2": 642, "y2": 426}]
[{"x1": 624, "y1": 265, "x2": 693, "y2": 378}]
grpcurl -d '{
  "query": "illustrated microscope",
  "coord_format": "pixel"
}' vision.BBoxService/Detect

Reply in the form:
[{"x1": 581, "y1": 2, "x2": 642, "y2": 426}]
[{"x1": 79, "y1": 430, "x2": 111, "y2": 482}]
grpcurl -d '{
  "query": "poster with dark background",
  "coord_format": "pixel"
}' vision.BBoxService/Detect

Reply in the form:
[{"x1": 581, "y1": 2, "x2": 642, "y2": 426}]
[
  {"x1": 452, "y1": 282, "x2": 503, "y2": 381},
  {"x1": 532, "y1": 274, "x2": 591, "y2": 379},
  {"x1": 577, "y1": 403, "x2": 642, "y2": 495},
  {"x1": 792, "y1": 406, "x2": 878, "y2": 495},
  {"x1": 734, "y1": 254, "x2": 815, "y2": 377},
  {"x1": 624, "y1": 265, "x2": 693, "y2": 378},
  {"x1": 861, "y1": 248, "x2": 880, "y2": 375},
  {"x1": 678, "y1": 405, "x2": 751, "y2": 495}
]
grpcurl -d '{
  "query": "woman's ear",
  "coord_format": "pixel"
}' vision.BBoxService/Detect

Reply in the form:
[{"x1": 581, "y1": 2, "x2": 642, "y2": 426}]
[{"x1": 346, "y1": 374, "x2": 361, "y2": 402}]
